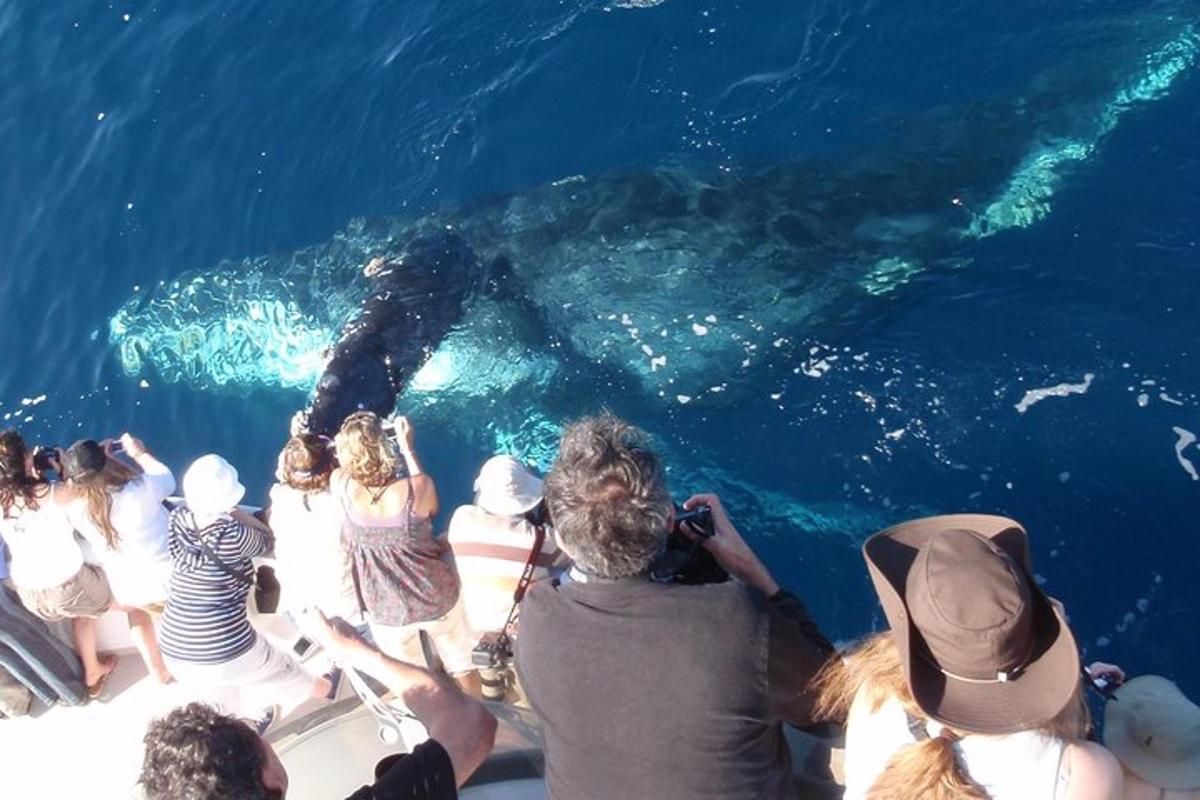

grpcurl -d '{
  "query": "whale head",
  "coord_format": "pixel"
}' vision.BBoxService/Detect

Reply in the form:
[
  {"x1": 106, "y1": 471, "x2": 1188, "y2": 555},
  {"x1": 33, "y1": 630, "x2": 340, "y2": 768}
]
[{"x1": 306, "y1": 349, "x2": 396, "y2": 436}]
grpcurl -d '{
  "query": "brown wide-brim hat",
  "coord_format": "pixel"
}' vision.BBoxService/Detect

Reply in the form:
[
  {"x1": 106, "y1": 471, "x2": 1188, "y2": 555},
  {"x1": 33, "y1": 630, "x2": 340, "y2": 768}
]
[{"x1": 863, "y1": 514, "x2": 1080, "y2": 734}]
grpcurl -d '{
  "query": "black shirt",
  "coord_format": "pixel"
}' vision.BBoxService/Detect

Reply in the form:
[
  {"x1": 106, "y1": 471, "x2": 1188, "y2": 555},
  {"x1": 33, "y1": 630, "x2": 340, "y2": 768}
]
[
  {"x1": 345, "y1": 739, "x2": 457, "y2": 800},
  {"x1": 515, "y1": 576, "x2": 835, "y2": 800}
]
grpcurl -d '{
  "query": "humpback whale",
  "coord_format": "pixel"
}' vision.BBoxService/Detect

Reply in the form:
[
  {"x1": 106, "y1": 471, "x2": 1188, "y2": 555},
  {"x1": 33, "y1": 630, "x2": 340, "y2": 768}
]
[
  {"x1": 304, "y1": 231, "x2": 485, "y2": 436},
  {"x1": 104, "y1": 23, "x2": 1198, "y2": 539}
]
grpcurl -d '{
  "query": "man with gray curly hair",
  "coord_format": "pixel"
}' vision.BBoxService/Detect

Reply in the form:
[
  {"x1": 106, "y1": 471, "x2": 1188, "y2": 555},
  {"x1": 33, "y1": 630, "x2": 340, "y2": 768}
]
[{"x1": 516, "y1": 413, "x2": 836, "y2": 800}]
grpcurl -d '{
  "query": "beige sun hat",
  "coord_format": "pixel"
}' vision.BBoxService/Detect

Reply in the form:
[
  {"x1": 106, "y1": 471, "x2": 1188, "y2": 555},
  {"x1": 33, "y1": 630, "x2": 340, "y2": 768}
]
[
  {"x1": 474, "y1": 455, "x2": 543, "y2": 517},
  {"x1": 183, "y1": 454, "x2": 246, "y2": 518},
  {"x1": 1105, "y1": 675, "x2": 1200, "y2": 790}
]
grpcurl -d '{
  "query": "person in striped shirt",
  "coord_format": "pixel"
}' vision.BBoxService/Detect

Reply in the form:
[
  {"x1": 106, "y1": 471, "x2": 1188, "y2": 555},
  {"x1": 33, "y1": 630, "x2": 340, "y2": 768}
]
[
  {"x1": 446, "y1": 456, "x2": 568, "y2": 636},
  {"x1": 159, "y1": 454, "x2": 330, "y2": 730}
]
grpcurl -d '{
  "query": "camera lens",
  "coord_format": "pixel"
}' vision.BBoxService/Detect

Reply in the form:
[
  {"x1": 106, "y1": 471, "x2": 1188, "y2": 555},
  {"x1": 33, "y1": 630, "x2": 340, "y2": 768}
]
[{"x1": 479, "y1": 666, "x2": 507, "y2": 701}]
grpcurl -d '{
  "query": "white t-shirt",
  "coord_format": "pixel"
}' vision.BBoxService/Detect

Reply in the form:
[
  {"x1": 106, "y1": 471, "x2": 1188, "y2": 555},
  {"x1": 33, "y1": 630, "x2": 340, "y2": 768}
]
[
  {"x1": 447, "y1": 504, "x2": 561, "y2": 634},
  {"x1": 1, "y1": 486, "x2": 84, "y2": 590},
  {"x1": 67, "y1": 461, "x2": 175, "y2": 607},
  {"x1": 267, "y1": 483, "x2": 358, "y2": 619}
]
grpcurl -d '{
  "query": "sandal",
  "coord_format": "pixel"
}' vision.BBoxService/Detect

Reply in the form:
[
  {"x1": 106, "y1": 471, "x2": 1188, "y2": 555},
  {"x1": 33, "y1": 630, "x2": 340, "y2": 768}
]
[{"x1": 86, "y1": 654, "x2": 118, "y2": 699}]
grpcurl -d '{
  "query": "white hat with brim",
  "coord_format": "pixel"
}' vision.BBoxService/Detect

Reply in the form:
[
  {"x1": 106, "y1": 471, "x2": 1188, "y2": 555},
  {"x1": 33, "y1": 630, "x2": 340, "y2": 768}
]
[
  {"x1": 1105, "y1": 675, "x2": 1200, "y2": 791},
  {"x1": 474, "y1": 455, "x2": 543, "y2": 517},
  {"x1": 183, "y1": 454, "x2": 246, "y2": 518}
]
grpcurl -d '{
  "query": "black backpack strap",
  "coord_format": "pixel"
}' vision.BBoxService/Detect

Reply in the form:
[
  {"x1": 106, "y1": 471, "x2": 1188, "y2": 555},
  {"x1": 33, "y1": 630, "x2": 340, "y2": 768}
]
[{"x1": 188, "y1": 514, "x2": 254, "y2": 587}]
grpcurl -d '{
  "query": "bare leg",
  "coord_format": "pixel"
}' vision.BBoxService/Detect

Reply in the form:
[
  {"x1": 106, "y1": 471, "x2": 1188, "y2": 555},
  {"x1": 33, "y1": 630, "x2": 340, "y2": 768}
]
[
  {"x1": 454, "y1": 670, "x2": 482, "y2": 697},
  {"x1": 124, "y1": 607, "x2": 173, "y2": 684},
  {"x1": 310, "y1": 675, "x2": 333, "y2": 699},
  {"x1": 71, "y1": 617, "x2": 114, "y2": 687}
]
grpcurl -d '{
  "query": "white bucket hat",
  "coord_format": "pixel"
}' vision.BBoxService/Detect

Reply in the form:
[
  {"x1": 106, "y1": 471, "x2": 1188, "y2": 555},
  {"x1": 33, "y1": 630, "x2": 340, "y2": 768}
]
[
  {"x1": 474, "y1": 455, "x2": 543, "y2": 517},
  {"x1": 1105, "y1": 675, "x2": 1200, "y2": 790},
  {"x1": 183, "y1": 454, "x2": 246, "y2": 519}
]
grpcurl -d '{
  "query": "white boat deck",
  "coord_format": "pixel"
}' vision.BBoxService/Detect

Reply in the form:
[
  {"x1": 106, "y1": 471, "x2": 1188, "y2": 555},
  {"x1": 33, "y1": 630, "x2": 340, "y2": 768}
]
[{"x1": 0, "y1": 609, "x2": 333, "y2": 798}]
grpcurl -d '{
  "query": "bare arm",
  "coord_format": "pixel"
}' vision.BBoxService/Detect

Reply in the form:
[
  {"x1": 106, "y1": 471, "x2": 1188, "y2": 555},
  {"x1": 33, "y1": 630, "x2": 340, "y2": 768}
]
[
  {"x1": 681, "y1": 493, "x2": 779, "y2": 595},
  {"x1": 305, "y1": 612, "x2": 496, "y2": 786},
  {"x1": 117, "y1": 433, "x2": 176, "y2": 496},
  {"x1": 392, "y1": 416, "x2": 439, "y2": 517},
  {"x1": 1061, "y1": 740, "x2": 1124, "y2": 800}
]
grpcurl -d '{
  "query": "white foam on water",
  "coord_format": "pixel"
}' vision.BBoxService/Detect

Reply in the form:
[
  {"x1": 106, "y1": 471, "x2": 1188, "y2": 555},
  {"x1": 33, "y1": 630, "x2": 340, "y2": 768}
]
[
  {"x1": 1171, "y1": 426, "x2": 1199, "y2": 481},
  {"x1": 1014, "y1": 373, "x2": 1095, "y2": 414}
]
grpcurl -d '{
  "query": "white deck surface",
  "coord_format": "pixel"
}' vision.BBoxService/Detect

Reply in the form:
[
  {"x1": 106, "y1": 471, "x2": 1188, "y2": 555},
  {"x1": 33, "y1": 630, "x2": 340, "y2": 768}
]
[{"x1": 0, "y1": 610, "x2": 330, "y2": 798}]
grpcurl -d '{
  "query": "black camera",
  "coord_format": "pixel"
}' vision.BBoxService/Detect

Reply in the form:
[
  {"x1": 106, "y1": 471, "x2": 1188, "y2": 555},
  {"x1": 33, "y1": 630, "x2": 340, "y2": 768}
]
[
  {"x1": 471, "y1": 631, "x2": 513, "y2": 670},
  {"x1": 649, "y1": 504, "x2": 729, "y2": 585},
  {"x1": 31, "y1": 446, "x2": 62, "y2": 476},
  {"x1": 472, "y1": 632, "x2": 514, "y2": 701}
]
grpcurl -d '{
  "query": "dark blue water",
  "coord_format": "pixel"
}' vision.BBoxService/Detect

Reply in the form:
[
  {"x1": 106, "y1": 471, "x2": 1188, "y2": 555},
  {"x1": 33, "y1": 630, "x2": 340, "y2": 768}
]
[{"x1": 3, "y1": 1, "x2": 1198, "y2": 700}]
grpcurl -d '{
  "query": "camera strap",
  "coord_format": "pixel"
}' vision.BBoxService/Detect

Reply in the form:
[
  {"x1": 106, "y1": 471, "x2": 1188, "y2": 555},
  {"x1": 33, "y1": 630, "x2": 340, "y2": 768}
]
[{"x1": 498, "y1": 520, "x2": 546, "y2": 640}]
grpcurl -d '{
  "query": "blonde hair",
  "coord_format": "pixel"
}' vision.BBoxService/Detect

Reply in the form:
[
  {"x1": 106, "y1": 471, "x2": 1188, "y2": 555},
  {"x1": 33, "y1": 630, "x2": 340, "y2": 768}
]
[
  {"x1": 70, "y1": 458, "x2": 141, "y2": 549},
  {"x1": 276, "y1": 433, "x2": 334, "y2": 493},
  {"x1": 335, "y1": 411, "x2": 398, "y2": 488},
  {"x1": 814, "y1": 632, "x2": 1089, "y2": 800}
]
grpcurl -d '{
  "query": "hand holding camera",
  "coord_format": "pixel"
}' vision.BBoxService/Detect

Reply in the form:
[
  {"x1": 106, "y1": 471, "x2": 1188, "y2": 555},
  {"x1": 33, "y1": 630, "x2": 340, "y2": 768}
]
[
  {"x1": 384, "y1": 415, "x2": 415, "y2": 454},
  {"x1": 679, "y1": 493, "x2": 779, "y2": 596},
  {"x1": 31, "y1": 446, "x2": 63, "y2": 478}
]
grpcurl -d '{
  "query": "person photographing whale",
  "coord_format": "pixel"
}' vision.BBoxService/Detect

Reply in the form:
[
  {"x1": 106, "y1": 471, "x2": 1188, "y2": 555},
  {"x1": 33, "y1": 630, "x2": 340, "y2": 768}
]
[
  {"x1": 300, "y1": 231, "x2": 508, "y2": 437},
  {"x1": 515, "y1": 413, "x2": 837, "y2": 800}
]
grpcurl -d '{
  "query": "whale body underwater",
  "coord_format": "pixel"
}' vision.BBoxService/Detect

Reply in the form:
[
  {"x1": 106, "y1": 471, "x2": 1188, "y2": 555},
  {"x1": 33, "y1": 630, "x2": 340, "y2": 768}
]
[
  {"x1": 107, "y1": 24, "x2": 1198, "y2": 536},
  {"x1": 302, "y1": 231, "x2": 499, "y2": 437}
]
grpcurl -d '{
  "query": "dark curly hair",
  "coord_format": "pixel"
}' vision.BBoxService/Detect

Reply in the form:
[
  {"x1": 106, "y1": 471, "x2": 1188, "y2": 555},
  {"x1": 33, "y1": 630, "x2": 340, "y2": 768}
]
[
  {"x1": 0, "y1": 429, "x2": 44, "y2": 520},
  {"x1": 544, "y1": 413, "x2": 672, "y2": 579},
  {"x1": 140, "y1": 703, "x2": 276, "y2": 800}
]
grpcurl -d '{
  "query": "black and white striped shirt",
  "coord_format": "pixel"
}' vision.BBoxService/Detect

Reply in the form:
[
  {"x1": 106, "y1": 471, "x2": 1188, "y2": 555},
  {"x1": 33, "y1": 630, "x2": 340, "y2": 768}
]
[{"x1": 159, "y1": 509, "x2": 268, "y2": 664}]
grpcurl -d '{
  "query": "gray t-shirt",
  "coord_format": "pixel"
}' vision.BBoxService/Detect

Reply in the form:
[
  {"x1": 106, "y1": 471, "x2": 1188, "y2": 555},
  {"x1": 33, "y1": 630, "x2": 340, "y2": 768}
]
[{"x1": 516, "y1": 575, "x2": 834, "y2": 800}]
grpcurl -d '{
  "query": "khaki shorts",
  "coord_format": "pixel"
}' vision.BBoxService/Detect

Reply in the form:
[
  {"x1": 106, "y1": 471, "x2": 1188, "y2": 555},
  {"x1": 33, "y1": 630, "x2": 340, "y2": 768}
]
[
  {"x1": 369, "y1": 596, "x2": 477, "y2": 675},
  {"x1": 17, "y1": 564, "x2": 113, "y2": 621}
]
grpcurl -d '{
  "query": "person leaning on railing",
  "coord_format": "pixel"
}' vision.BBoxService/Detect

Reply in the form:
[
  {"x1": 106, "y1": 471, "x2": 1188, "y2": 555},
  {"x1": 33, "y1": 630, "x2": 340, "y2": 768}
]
[
  {"x1": 331, "y1": 412, "x2": 476, "y2": 685},
  {"x1": 814, "y1": 514, "x2": 1124, "y2": 800},
  {"x1": 158, "y1": 453, "x2": 331, "y2": 732},
  {"x1": 61, "y1": 433, "x2": 175, "y2": 684},
  {"x1": 266, "y1": 432, "x2": 359, "y2": 622},
  {"x1": 0, "y1": 429, "x2": 116, "y2": 698},
  {"x1": 514, "y1": 413, "x2": 837, "y2": 800}
]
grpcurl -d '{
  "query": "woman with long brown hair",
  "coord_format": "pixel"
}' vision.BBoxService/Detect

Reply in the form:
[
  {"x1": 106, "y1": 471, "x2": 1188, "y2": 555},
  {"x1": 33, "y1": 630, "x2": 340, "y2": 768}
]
[
  {"x1": 0, "y1": 429, "x2": 116, "y2": 697},
  {"x1": 816, "y1": 514, "x2": 1123, "y2": 800},
  {"x1": 62, "y1": 433, "x2": 175, "y2": 684},
  {"x1": 267, "y1": 432, "x2": 357, "y2": 620}
]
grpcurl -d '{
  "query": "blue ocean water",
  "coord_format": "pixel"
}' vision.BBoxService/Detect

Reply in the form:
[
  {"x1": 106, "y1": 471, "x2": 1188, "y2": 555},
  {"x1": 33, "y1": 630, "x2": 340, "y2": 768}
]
[{"x1": 2, "y1": 0, "x2": 1198, "y2": 702}]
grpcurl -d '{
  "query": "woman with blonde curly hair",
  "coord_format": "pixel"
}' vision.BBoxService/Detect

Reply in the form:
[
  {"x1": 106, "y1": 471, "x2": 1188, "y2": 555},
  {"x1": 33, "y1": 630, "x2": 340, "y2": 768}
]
[
  {"x1": 332, "y1": 411, "x2": 474, "y2": 680},
  {"x1": 816, "y1": 514, "x2": 1122, "y2": 800},
  {"x1": 266, "y1": 432, "x2": 357, "y2": 620}
]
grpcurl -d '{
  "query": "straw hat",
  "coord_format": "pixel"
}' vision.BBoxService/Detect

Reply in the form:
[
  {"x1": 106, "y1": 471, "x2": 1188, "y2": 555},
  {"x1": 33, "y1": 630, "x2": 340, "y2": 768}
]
[
  {"x1": 863, "y1": 514, "x2": 1079, "y2": 734},
  {"x1": 182, "y1": 454, "x2": 246, "y2": 517},
  {"x1": 474, "y1": 456, "x2": 543, "y2": 517},
  {"x1": 1105, "y1": 675, "x2": 1200, "y2": 790}
]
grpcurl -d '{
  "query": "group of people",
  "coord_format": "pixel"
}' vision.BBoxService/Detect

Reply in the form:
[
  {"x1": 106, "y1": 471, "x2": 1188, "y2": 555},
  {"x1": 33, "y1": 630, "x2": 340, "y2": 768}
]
[{"x1": 2, "y1": 411, "x2": 1197, "y2": 799}]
